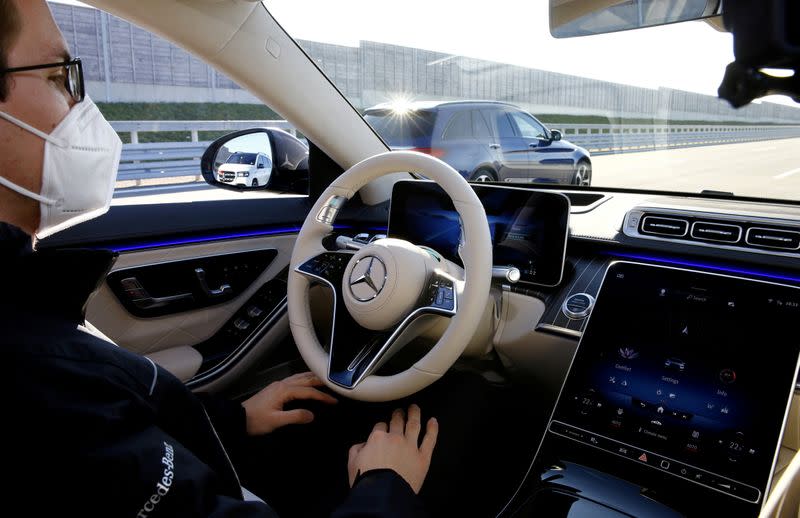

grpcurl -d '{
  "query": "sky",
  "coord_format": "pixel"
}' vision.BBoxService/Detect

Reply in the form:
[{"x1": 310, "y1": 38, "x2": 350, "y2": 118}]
[{"x1": 51, "y1": 0, "x2": 795, "y2": 106}]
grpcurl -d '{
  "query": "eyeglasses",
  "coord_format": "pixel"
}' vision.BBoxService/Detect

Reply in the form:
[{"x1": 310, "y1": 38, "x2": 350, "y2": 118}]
[{"x1": 0, "y1": 58, "x2": 85, "y2": 104}]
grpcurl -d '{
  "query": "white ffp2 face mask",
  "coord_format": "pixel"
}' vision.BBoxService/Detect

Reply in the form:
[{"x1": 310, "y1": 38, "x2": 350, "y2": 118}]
[{"x1": 0, "y1": 96, "x2": 122, "y2": 239}]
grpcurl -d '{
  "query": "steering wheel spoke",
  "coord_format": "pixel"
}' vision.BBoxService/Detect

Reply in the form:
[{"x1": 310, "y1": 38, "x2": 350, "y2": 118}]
[
  {"x1": 332, "y1": 269, "x2": 459, "y2": 388},
  {"x1": 327, "y1": 314, "x2": 392, "y2": 388}
]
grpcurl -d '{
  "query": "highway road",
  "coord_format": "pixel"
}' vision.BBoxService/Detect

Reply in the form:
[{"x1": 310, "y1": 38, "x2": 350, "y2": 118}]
[
  {"x1": 112, "y1": 137, "x2": 800, "y2": 205},
  {"x1": 591, "y1": 137, "x2": 800, "y2": 200}
]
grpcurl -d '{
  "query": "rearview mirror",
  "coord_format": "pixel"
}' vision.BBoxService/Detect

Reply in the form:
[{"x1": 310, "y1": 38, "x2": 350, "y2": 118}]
[
  {"x1": 550, "y1": 0, "x2": 722, "y2": 38},
  {"x1": 550, "y1": 129, "x2": 562, "y2": 141},
  {"x1": 201, "y1": 128, "x2": 309, "y2": 194}
]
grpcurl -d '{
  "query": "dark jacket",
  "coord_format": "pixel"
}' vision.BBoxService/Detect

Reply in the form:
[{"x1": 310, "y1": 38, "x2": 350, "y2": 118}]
[{"x1": 0, "y1": 224, "x2": 424, "y2": 517}]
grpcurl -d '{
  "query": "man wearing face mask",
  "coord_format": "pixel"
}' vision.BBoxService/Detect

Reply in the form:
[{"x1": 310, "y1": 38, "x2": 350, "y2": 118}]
[{"x1": 0, "y1": 2, "x2": 441, "y2": 516}]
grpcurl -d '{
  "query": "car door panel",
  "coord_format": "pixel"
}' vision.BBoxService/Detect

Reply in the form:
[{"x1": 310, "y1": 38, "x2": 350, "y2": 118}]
[
  {"x1": 86, "y1": 233, "x2": 297, "y2": 389},
  {"x1": 146, "y1": 346, "x2": 204, "y2": 382},
  {"x1": 73, "y1": 190, "x2": 388, "y2": 392},
  {"x1": 106, "y1": 249, "x2": 279, "y2": 318}
]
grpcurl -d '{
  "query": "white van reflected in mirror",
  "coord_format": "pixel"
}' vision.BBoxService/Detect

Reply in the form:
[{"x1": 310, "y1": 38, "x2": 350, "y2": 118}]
[
  {"x1": 201, "y1": 128, "x2": 310, "y2": 194},
  {"x1": 215, "y1": 133, "x2": 273, "y2": 189}
]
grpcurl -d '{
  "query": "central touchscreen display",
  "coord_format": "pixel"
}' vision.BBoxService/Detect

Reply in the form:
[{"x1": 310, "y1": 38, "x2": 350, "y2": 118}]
[
  {"x1": 389, "y1": 181, "x2": 569, "y2": 286},
  {"x1": 551, "y1": 261, "x2": 800, "y2": 502}
]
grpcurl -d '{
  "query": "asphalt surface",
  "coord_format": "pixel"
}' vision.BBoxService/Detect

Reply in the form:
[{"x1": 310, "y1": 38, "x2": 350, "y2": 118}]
[
  {"x1": 112, "y1": 137, "x2": 800, "y2": 205},
  {"x1": 591, "y1": 137, "x2": 800, "y2": 200}
]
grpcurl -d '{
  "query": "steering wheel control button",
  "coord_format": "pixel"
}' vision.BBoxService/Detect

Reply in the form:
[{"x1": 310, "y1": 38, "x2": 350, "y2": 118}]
[
  {"x1": 299, "y1": 252, "x2": 352, "y2": 280},
  {"x1": 562, "y1": 293, "x2": 595, "y2": 319},
  {"x1": 425, "y1": 277, "x2": 456, "y2": 312},
  {"x1": 348, "y1": 256, "x2": 387, "y2": 302},
  {"x1": 547, "y1": 420, "x2": 761, "y2": 503}
]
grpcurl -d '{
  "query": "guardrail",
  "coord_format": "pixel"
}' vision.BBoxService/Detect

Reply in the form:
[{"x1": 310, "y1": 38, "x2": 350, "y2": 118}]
[
  {"x1": 112, "y1": 120, "x2": 295, "y2": 144},
  {"x1": 112, "y1": 120, "x2": 800, "y2": 184},
  {"x1": 554, "y1": 124, "x2": 800, "y2": 154},
  {"x1": 117, "y1": 142, "x2": 210, "y2": 182}
]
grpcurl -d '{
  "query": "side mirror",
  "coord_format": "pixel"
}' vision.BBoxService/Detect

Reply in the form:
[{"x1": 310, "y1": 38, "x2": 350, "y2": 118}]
[
  {"x1": 201, "y1": 128, "x2": 309, "y2": 193},
  {"x1": 550, "y1": 129, "x2": 562, "y2": 142}
]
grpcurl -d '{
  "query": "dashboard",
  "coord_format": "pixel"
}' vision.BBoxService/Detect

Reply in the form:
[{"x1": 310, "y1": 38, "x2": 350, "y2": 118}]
[
  {"x1": 383, "y1": 180, "x2": 800, "y2": 517},
  {"x1": 350, "y1": 181, "x2": 800, "y2": 517},
  {"x1": 388, "y1": 181, "x2": 570, "y2": 286}
]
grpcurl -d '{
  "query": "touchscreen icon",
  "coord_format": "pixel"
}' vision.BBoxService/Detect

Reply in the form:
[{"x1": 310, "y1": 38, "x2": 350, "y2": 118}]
[
  {"x1": 664, "y1": 357, "x2": 686, "y2": 372},
  {"x1": 619, "y1": 347, "x2": 639, "y2": 360},
  {"x1": 720, "y1": 368, "x2": 737, "y2": 384}
]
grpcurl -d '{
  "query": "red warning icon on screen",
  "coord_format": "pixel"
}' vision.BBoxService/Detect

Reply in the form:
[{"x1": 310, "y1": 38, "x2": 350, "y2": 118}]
[{"x1": 638, "y1": 453, "x2": 648, "y2": 462}]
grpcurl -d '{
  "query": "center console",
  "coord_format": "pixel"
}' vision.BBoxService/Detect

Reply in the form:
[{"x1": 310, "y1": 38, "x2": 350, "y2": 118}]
[{"x1": 505, "y1": 261, "x2": 800, "y2": 517}]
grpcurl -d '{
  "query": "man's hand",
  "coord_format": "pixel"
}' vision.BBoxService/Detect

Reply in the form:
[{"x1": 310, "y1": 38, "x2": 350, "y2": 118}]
[
  {"x1": 241, "y1": 372, "x2": 337, "y2": 435},
  {"x1": 347, "y1": 404, "x2": 438, "y2": 494}
]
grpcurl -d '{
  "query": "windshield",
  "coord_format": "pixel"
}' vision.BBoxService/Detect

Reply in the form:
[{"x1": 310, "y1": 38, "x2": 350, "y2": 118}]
[
  {"x1": 226, "y1": 152, "x2": 258, "y2": 165},
  {"x1": 264, "y1": 0, "x2": 800, "y2": 201}
]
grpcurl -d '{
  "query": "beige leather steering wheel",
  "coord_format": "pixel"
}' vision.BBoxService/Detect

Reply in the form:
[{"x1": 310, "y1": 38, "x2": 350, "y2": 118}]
[{"x1": 287, "y1": 151, "x2": 492, "y2": 402}]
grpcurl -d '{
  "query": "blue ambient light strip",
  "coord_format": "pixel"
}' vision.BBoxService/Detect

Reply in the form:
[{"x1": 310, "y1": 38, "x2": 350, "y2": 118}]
[
  {"x1": 608, "y1": 251, "x2": 800, "y2": 285},
  {"x1": 107, "y1": 224, "x2": 388, "y2": 253}
]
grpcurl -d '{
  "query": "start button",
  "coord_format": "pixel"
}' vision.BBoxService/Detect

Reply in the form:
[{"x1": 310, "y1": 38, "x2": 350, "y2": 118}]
[{"x1": 562, "y1": 293, "x2": 595, "y2": 319}]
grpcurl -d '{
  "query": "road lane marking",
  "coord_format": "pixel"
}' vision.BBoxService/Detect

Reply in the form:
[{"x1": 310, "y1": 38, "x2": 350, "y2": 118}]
[{"x1": 774, "y1": 167, "x2": 800, "y2": 180}]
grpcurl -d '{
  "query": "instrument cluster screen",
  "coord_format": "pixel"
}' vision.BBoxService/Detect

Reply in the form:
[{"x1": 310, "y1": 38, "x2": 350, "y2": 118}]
[
  {"x1": 388, "y1": 181, "x2": 569, "y2": 286},
  {"x1": 552, "y1": 261, "x2": 800, "y2": 501}
]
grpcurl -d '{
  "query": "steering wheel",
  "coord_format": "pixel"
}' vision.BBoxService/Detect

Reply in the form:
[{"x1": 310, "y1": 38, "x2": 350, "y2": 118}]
[{"x1": 287, "y1": 151, "x2": 492, "y2": 402}]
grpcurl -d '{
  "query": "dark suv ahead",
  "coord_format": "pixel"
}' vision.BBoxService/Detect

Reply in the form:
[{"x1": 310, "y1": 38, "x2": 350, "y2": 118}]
[{"x1": 364, "y1": 100, "x2": 592, "y2": 185}]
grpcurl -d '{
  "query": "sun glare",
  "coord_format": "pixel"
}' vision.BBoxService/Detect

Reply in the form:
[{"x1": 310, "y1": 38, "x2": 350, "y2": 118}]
[{"x1": 388, "y1": 95, "x2": 416, "y2": 114}]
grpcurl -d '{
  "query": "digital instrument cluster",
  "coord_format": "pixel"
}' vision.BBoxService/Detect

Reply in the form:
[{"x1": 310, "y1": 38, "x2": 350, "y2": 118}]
[{"x1": 388, "y1": 181, "x2": 570, "y2": 286}]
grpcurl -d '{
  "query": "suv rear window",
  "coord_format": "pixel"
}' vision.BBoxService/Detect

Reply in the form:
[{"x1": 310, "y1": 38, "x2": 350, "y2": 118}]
[{"x1": 363, "y1": 110, "x2": 437, "y2": 147}]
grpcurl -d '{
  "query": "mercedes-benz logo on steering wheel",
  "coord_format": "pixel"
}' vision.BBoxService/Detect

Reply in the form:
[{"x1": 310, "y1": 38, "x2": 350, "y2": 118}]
[{"x1": 349, "y1": 256, "x2": 387, "y2": 302}]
